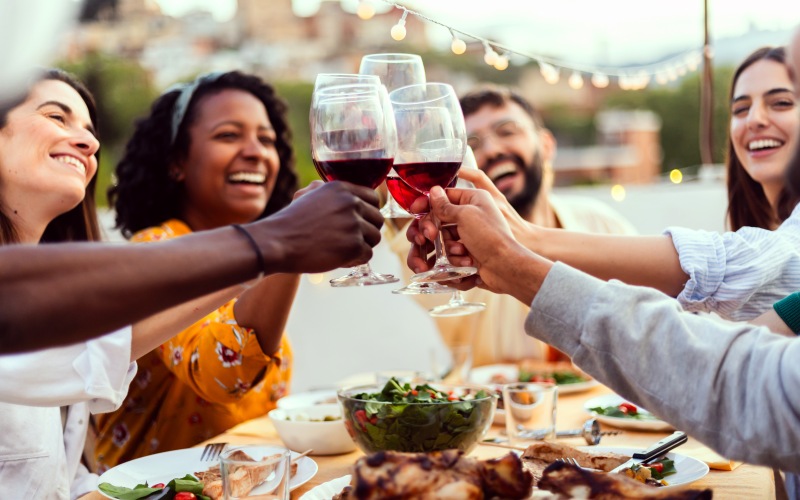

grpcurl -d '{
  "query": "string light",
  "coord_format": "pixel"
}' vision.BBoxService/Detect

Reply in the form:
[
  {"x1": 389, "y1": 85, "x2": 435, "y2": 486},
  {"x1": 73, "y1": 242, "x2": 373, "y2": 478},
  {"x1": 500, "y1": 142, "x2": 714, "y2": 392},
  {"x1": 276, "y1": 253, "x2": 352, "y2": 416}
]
[
  {"x1": 483, "y1": 41, "x2": 498, "y2": 66},
  {"x1": 610, "y1": 184, "x2": 626, "y2": 202},
  {"x1": 450, "y1": 29, "x2": 466, "y2": 55},
  {"x1": 669, "y1": 169, "x2": 683, "y2": 184},
  {"x1": 371, "y1": 1, "x2": 702, "y2": 91},
  {"x1": 568, "y1": 71, "x2": 584, "y2": 90},
  {"x1": 356, "y1": 0, "x2": 375, "y2": 20},
  {"x1": 390, "y1": 10, "x2": 408, "y2": 41}
]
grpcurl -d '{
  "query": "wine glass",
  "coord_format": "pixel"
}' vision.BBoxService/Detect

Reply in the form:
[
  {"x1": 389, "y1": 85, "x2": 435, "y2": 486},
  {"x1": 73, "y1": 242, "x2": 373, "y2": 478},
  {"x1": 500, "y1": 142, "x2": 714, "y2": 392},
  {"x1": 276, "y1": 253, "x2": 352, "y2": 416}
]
[
  {"x1": 360, "y1": 54, "x2": 426, "y2": 220},
  {"x1": 311, "y1": 85, "x2": 399, "y2": 287},
  {"x1": 386, "y1": 172, "x2": 452, "y2": 296},
  {"x1": 428, "y1": 147, "x2": 487, "y2": 316},
  {"x1": 390, "y1": 83, "x2": 477, "y2": 283}
]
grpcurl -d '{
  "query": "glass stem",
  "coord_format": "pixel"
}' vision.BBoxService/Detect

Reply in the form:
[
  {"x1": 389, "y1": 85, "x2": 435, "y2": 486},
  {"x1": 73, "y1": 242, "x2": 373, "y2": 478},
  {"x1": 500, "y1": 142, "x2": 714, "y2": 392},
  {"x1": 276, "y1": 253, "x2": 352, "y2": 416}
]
[
  {"x1": 353, "y1": 263, "x2": 372, "y2": 276},
  {"x1": 450, "y1": 290, "x2": 464, "y2": 305},
  {"x1": 429, "y1": 201, "x2": 451, "y2": 268}
]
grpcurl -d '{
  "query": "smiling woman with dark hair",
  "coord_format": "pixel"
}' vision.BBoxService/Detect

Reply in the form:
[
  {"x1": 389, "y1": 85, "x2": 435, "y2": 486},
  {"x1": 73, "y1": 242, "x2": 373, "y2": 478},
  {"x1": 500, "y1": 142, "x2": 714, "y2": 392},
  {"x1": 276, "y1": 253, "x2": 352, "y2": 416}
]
[{"x1": 95, "y1": 71, "x2": 303, "y2": 470}]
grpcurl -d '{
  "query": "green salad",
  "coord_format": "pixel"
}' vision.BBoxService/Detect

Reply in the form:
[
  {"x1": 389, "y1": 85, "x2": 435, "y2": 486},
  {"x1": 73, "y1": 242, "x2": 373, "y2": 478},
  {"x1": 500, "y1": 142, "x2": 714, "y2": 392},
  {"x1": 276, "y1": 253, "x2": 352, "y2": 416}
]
[
  {"x1": 589, "y1": 402, "x2": 659, "y2": 420},
  {"x1": 99, "y1": 474, "x2": 209, "y2": 500},
  {"x1": 339, "y1": 378, "x2": 495, "y2": 453},
  {"x1": 518, "y1": 370, "x2": 588, "y2": 385}
]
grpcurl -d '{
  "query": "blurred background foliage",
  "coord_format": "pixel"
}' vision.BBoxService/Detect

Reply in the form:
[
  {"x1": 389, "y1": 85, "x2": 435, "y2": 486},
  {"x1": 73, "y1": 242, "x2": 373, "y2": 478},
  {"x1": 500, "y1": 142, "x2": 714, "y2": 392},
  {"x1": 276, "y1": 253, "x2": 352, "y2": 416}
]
[{"x1": 57, "y1": 52, "x2": 735, "y2": 206}]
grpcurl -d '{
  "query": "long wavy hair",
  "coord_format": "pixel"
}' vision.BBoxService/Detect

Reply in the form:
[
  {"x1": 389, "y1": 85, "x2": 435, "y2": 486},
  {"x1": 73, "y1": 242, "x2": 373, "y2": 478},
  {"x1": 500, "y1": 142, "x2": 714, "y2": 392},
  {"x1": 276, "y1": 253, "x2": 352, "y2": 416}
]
[
  {"x1": 0, "y1": 68, "x2": 101, "y2": 244},
  {"x1": 726, "y1": 46, "x2": 798, "y2": 230},
  {"x1": 109, "y1": 71, "x2": 298, "y2": 238}
]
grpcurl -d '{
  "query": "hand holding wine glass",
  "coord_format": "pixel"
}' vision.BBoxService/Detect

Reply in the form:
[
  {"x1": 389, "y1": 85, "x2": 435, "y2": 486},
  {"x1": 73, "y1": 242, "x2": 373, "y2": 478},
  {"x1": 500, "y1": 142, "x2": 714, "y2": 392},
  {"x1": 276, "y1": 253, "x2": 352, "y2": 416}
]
[{"x1": 390, "y1": 82, "x2": 477, "y2": 283}]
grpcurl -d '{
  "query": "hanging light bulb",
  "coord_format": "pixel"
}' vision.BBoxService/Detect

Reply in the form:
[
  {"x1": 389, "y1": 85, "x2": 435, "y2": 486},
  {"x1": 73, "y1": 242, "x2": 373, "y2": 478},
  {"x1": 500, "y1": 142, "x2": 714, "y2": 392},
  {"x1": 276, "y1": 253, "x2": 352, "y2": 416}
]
[
  {"x1": 449, "y1": 29, "x2": 466, "y2": 55},
  {"x1": 356, "y1": 0, "x2": 375, "y2": 20},
  {"x1": 483, "y1": 42, "x2": 498, "y2": 66},
  {"x1": 390, "y1": 10, "x2": 408, "y2": 41},
  {"x1": 540, "y1": 62, "x2": 560, "y2": 84},
  {"x1": 591, "y1": 73, "x2": 609, "y2": 88},
  {"x1": 493, "y1": 53, "x2": 509, "y2": 70},
  {"x1": 610, "y1": 184, "x2": 626, "y2": 202},
  {"x1": 568, "y1": 71, "x2": 584, "y2": 90}
]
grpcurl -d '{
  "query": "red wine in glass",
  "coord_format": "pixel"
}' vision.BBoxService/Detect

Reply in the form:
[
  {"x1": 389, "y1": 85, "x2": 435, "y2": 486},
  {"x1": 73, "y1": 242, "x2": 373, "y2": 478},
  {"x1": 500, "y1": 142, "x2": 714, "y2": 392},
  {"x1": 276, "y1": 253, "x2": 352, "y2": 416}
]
[
  {"x1": 393, "y1": 161, "x2": 461, "y2": 193},
  {"x1": 317, "y1": 158, "x2": 394, "y2": 189},
  {"x1": 386, "y1": 176, "x2": 428, "y2": 215}
]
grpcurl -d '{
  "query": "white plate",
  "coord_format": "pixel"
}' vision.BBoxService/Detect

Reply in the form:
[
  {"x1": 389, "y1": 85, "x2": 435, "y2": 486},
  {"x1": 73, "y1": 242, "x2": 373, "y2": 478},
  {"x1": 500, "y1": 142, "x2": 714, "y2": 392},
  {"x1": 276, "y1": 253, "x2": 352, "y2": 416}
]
[
  {"x1": 97, "y1": 446, "x2": 318, "y2": 498},
  {"x1": 299, "y1": 474, "x2": 352, "y2": 500},
  {"x1": 469, "y1": 364, "x2": 599, "y2": 395},
  {"x1": 578, "y1": 446, "x2": 709, "y2": 488},
  {"x1": 584, "y1": 394, "x2": 674, "y2": 431},
  {"x1": 277, "y1": 389, "x2": 338, "y2": 410}
]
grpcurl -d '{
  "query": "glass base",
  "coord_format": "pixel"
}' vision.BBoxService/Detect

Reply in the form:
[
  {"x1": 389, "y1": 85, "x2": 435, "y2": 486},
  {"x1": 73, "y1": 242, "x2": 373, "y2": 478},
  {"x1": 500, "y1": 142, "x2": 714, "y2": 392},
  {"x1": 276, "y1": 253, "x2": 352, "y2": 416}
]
[
  {"x1": 330, "y1": 269, "x2": 399, "y2": 287},
  {"x1": 411, "y1": 265, "x2": 478, "y2": 283},
  {"x1": 392, "y1": 282, "x2": 452, "y2": 295},
  {"x1": 429, "y1": 301, "x2": 486, "y2": 317}
]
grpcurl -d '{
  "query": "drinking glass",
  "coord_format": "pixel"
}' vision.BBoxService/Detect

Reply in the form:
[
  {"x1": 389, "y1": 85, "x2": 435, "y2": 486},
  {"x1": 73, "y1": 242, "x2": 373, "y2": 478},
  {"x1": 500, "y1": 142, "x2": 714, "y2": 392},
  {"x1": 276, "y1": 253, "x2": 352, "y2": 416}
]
[
  {"x1": 386, "y1": 172, "x2": 452, "y2": 295},
  {"x1": 428, "y1": 147, "x2": 487, "y2": 315},
  {"x1": 360, "y1": 54, "x2": 426, "y2": 219},
  {"x1": 311, "y1": 85, "x2": 398, "y2": 286},
  {"x1": 390, "y1": 83, "x2": 477, "y2": 283},
  {"x1": 502, "y1": 383, "x2": 558, "y2": 445},
  {"x1": 220, "y1": 446, "x2": 291, "y2": 500}
]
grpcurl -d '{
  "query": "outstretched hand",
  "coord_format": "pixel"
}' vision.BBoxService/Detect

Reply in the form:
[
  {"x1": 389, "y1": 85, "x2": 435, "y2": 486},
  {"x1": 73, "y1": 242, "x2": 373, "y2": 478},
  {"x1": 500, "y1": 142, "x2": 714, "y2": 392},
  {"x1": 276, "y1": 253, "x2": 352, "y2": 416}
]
[{"x1": 250, "y1": 181, "x2": 384, "y2": 274}]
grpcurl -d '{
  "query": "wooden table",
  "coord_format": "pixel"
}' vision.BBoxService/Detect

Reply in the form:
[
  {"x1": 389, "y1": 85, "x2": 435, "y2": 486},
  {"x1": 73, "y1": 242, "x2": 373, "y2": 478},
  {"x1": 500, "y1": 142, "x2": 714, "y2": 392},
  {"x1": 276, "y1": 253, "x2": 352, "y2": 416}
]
[{"x1": 191, "y1": 385, "x2": 775, "y2": 499}]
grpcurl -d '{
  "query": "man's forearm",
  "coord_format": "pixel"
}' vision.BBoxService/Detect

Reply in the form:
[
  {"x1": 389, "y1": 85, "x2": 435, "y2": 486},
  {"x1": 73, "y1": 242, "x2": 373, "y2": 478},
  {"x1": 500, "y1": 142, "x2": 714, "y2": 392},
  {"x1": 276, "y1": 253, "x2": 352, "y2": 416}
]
[
  {"x1": 0, "y1": 226, "x2": 260, "y2": 353},
  {"x1": 526, "y1": 263, "x2": 800, "y2": 472}
]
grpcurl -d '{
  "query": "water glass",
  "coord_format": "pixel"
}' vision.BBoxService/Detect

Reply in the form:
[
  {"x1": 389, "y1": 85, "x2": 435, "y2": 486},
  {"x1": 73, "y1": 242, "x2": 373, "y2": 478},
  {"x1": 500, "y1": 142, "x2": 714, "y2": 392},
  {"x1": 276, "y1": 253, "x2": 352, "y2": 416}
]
[
  {"x1": 220, "y1": 446, "x2": 291, "y2": 500},
  {"x1": 502, "y1": 383, "x2": 557, "y2": 445}
]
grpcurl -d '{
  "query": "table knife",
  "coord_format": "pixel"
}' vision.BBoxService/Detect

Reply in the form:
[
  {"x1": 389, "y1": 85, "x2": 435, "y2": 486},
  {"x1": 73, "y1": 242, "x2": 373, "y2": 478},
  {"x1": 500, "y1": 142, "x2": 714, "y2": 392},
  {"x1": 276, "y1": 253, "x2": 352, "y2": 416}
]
[{"x1": 609, "y1": 431, "x2": 687, "y2": 473}]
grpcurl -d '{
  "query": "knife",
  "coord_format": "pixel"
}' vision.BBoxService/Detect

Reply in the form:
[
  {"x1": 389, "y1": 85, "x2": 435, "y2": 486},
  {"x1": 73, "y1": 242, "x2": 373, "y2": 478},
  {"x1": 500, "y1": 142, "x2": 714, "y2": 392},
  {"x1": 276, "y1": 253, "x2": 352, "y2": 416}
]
[{"x1": 609, "y1": 431, "x2": 687, "y2": 473}]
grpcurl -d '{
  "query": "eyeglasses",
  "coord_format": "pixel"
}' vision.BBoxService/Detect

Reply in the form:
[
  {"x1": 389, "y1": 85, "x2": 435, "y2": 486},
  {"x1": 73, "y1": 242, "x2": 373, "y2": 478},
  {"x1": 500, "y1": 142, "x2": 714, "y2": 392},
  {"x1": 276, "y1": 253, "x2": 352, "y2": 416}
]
[{"x1": 466, "y1": 119, "x2": 532, "y2": 151}]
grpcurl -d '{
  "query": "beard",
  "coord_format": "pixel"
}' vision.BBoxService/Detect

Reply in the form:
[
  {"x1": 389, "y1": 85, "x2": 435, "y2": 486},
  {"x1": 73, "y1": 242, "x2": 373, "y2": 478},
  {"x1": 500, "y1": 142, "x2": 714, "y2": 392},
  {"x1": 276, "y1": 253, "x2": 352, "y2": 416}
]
[{"x1": 486, "y1": 152, "x2": 544, "y2": 218}]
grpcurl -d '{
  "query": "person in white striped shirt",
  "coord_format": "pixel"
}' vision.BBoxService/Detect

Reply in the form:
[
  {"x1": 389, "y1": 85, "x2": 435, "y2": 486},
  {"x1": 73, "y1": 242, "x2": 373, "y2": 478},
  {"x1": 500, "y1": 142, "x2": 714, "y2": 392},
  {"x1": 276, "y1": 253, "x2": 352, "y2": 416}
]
[{"x1": 445, "y1": 44, "x2": 799, "y2": 323}]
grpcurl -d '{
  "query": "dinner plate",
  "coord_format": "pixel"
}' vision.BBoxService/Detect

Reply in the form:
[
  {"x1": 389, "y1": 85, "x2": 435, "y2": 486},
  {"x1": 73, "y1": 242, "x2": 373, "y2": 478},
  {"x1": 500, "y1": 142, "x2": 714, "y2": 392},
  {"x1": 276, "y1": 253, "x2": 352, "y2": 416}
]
[
  {"x1": 96, "y1": 446, "x2": 318, "y2": 498},
  {"x1": 299, "y1": 474, "x2": 352, "y2": 500},
  {"x1": 584, "y1": 394, "x2": 674, "y2": 431},
  {"x1": 469, "y1": 364, "x2": 600, "y2": 395},
  {"x1": 578, "y1": 446, "x2": 709, "y2": 488},
  {"x1": 277, "y1": 389, "x2": 338, "y2": 410}
]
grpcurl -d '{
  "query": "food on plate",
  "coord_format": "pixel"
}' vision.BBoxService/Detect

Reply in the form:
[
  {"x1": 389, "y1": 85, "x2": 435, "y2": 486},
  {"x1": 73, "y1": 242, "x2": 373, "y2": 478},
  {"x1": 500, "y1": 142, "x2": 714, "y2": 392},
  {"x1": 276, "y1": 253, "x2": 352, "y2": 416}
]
[
  {"x1": 333, "y1": 449, "x2": 532, "y2": 499},
  {"x1": 338, "y1": 378, "x2": 495, "y2": 453},
  {"x1": 194, "y1": 450, "x2": 298, "y2": 499},
  {"x1": 589, "y1": 402, "x2": 660, "y2": 421},
  {"x1": 283, "y1": 412, "x2": 340, "y2": 422},
  {"x1": 490, "y1": 370, "x2": 588, "y2": 385},
  {"x1": 622, "y1": 458, "x2": 677, "y2": 487},
  {"x1": 521, "y1": 441, "x2": 630, "y2": 486},
  {"x1": 99, "y1": 474, "x2": 208, "y2": 500},
  {"x1": 537, "y1": 461, "x2": 711, "y2": 499}
]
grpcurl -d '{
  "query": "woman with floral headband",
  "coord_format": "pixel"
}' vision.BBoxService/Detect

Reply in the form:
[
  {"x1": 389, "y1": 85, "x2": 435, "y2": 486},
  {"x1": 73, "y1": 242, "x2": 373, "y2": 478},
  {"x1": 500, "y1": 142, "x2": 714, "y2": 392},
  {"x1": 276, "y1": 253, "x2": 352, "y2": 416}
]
[{"x1": 94, "y1": 71, "x2": 300, "y2": 469}]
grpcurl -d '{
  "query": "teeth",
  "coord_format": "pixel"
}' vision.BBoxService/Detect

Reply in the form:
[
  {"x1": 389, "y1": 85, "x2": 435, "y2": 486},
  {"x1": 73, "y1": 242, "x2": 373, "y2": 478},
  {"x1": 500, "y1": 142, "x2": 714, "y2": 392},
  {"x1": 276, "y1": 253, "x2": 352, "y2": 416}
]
[
  {"x1": 485, "y1": 163, "x2": 517, "y2": 182},
  {"x1": 748, "y1": 139, "x2": 783, "y2": 151},
  {"x1": 228, "y1": 172, "x2": 266, "y2": 184},
  {"x1": 55, "y1": 155, "x2": 86, "y2": 176}
]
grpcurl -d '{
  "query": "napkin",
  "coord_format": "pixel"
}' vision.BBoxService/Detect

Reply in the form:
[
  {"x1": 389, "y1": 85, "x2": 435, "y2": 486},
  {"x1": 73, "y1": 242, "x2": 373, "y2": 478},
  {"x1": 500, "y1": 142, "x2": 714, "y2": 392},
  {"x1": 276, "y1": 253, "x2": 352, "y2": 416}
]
[{"x1": 681, "y1": 446, "x2": 742, "y2": 471}]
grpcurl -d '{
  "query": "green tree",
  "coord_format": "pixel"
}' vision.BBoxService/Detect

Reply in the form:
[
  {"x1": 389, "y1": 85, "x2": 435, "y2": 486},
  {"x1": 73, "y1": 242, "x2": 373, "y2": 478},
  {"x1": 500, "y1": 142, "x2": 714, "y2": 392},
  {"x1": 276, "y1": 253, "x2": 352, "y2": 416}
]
[
  {"x1": 274, "y1": 81, "x2": 316, "y2": 187},
  {"x1": 59, "y1": 52, "x2": 159, "y2": 205}
]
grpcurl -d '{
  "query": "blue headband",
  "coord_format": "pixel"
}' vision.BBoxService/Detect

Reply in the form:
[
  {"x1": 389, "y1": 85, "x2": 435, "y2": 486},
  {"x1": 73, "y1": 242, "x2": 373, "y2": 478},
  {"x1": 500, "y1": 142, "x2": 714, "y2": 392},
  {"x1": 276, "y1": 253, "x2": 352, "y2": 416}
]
[{"x1": 165, "y1": 71, "x2": 225, "y2": 145}]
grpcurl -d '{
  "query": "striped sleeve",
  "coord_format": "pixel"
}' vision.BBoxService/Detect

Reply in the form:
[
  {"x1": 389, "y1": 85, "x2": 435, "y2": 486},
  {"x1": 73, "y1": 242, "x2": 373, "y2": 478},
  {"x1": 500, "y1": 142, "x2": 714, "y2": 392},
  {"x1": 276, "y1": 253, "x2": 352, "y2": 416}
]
[{"x1": 665, "y1": 204, "x2": 800, "y2": 321}]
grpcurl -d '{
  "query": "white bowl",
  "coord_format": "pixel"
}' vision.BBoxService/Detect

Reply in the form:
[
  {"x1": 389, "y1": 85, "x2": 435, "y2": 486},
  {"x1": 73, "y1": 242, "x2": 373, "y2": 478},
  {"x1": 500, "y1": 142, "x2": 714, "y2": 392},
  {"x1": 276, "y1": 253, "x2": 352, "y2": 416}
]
[{"x1": 268, "y1": 403, "x2": 357, "y2": 456}]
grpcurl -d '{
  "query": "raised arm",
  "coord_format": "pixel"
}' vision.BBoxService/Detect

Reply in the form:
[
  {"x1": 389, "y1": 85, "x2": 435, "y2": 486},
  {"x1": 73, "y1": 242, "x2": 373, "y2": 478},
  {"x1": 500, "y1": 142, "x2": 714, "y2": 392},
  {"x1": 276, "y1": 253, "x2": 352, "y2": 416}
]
[{"x1": 0, "y1": 181, "x2": 382, "y2": 354}]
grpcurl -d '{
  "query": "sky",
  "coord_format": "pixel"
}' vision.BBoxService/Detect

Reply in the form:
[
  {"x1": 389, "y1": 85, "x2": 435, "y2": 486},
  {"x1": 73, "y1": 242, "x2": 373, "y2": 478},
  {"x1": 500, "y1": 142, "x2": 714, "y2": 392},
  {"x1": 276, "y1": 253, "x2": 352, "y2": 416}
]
[{"x1": 154, "y1": 0, "x2": 799, "y2": 66}]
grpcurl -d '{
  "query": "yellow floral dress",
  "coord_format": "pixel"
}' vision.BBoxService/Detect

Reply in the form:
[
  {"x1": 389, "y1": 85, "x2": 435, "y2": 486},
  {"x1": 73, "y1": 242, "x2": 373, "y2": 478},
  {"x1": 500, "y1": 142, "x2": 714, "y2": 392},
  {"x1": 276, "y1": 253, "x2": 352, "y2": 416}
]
[{"x1": 94, "y1": 219, "x2": 292, "y2": 471}]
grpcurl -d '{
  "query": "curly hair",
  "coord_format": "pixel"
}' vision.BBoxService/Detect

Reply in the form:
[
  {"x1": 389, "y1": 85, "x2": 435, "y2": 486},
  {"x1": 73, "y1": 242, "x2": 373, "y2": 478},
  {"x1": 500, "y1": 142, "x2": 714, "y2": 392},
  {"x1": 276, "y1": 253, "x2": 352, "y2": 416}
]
[
  {"x1": 109, "y1": 71, "x2": 298, "y2": 238},
  {"x1": 726, "y1": 46, "x2": 799, "y2": 231},
  {"x1": 0, "y1": 68, "x2": 101, "y2": 244}
]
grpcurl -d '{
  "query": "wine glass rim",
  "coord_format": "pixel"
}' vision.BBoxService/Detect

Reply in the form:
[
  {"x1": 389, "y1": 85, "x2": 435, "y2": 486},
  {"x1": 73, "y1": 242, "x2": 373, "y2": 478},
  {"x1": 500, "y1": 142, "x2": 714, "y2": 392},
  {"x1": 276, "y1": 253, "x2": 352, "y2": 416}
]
[
  {"x1": 388, "y1": 82, "x2": 456, "y2": 105},
  {"x1": 361, "y1": 53, "x2": 423, "y2": 62},
  {"x1": 315, "y1": 73, "x2": 381, "y2": 82},
  {"x1": 315, "y1": 82, "x2": 383, "y2": 97}
]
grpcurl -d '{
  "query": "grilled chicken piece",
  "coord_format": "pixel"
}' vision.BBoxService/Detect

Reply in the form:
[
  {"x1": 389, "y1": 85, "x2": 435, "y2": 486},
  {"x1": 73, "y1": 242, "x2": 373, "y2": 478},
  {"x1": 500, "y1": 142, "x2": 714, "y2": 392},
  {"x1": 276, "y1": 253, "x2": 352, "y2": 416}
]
[
  {"x1": 522, "y1": 441, "x2": 630, "y2": 487},
  {"x1": 196, "y1": 450, "x2": 297, "y2": 500},
  {"x1": 335, "y1": 450, "x2": 532, "y2": 499},
  {"x1": 538, "y1": 461, "x2": 712, "y2": 499}
]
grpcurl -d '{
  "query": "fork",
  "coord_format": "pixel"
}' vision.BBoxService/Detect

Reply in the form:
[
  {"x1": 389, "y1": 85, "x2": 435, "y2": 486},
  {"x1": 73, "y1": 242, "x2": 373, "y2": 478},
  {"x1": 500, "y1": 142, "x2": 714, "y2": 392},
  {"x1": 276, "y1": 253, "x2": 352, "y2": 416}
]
[
  {"x1": 200, "y1": 442, "x2": 228, "y2": 461},
  {"x1": 555, "y1": 457, "x2": 602, "y2": 472}
]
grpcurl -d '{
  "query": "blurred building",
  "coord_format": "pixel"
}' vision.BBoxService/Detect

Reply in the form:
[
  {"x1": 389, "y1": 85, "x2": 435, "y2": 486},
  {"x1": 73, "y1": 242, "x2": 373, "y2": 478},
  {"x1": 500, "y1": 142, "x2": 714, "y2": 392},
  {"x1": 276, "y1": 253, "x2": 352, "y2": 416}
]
[{"x1": 553, "y1": 110, "x2": 662, "y2": 186}]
